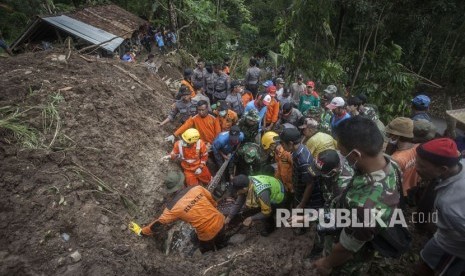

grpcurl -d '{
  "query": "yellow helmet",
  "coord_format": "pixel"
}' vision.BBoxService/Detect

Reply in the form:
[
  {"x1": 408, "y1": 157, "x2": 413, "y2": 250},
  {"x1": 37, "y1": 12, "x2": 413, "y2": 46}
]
[
  {"x1": 181, "y1": 128, "x2": 200, "y2": 144},
  {"x1": 261, "y1": 131, "x2": 279, "y2": 150}
]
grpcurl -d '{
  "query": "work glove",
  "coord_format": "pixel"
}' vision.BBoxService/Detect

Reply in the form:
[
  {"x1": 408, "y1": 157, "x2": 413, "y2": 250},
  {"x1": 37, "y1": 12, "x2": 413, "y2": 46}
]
[
  {"x1": 160, "y1": 155, "x2": 171, "y2": 162},
  {"x1": 164, "y1": 135, "x2": 175, "y2": 143},
  {"x1": 194, "y1": 167, "x2": 202, "y2": 175},
  {"x1": 129, "y1": 222, "x2": 142, "y2": 236}
]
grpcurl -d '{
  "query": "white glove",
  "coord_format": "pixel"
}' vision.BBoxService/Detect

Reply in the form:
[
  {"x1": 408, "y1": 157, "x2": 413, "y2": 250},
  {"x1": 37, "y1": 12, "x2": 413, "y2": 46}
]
[
  {"x1": 160, "y1": 155, "x2": 171, "y2": 162},
  {"x1": 165, "y1": 135, "x2": 175, "y2": 143},
  {"x1": 194, "y1": 167, "x2": 202, "y2": 175}
]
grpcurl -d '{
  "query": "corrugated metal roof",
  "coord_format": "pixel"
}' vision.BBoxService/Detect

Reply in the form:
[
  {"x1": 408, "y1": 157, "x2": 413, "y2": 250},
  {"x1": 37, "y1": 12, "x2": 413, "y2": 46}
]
[{"x1": 43, "y1": 15, "x2": 124, "y2": 52}]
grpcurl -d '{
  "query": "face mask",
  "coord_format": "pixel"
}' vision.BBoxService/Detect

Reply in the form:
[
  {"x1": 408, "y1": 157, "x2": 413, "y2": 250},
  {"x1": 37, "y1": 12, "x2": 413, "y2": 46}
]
[
  {"x1": 344, "y1": 149, "x2": 360, "y2": 169},
  {"x1": 219, "y1": 110, "x2": 227, "y2": 117}
]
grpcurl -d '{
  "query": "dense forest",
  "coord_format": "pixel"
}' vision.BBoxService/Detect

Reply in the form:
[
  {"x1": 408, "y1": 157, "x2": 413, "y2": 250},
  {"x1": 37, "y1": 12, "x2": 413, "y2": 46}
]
[{"x1": 1, "y1": 0, "x2": 464, "y2": 122}]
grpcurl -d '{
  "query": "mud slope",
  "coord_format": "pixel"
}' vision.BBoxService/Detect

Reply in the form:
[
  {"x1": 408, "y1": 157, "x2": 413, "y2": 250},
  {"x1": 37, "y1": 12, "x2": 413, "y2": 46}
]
[{"x1": 0, "y1": 51, "x2": 319, "y2": 276}]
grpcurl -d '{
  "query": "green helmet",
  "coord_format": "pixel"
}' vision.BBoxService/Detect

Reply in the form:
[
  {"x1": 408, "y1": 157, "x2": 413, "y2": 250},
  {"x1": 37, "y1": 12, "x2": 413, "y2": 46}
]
[
  {"x1": 244, "y1": 109, "x2": 260, "y2": 122},
  {"x1": 239, "y1": 143, "x2": 260, "y2": 163}
]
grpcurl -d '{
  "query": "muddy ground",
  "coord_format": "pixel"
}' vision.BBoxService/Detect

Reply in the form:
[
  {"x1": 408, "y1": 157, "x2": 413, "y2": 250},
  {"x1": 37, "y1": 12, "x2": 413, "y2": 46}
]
[{"x1": 0, "y1": 50, "x2": 433, "y2": 275}]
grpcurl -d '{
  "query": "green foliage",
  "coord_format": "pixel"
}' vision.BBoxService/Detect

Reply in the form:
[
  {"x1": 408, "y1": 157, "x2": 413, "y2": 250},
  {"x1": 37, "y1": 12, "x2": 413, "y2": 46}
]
[
  {"x1": 317, "y1": 60, "x2": 346, "y2": 84},
  {"x1": 355, "y1": 43, "x2": 417, "y2": 122}
]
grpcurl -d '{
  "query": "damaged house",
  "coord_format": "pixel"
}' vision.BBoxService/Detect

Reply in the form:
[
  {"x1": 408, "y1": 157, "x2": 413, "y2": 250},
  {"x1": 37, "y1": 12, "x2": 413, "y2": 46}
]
[{"x1": 10, "y1": 4, "x2": 147, "y2": 56}]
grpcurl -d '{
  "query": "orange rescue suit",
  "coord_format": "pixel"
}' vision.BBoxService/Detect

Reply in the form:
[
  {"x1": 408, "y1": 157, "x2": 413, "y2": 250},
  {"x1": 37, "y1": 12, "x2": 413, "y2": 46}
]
[
  {"x1": 274, "y1": 145, "x2": 293, "y2": 192},
  {"x1": 181, "y1": 79, "x2": 196, "y2": 97},
  {"x1": 265, "y1": 97, "x2": 280, "y2": 124},
  {"x1": 170, "y1": 139, "x2": 211, "y2": 186},
  {"x1": 174, "y1": 114, "x2": 221, "y2": 145},
  {"x1": 142, "y1": 185, "x2": 225, "y2": 241}
]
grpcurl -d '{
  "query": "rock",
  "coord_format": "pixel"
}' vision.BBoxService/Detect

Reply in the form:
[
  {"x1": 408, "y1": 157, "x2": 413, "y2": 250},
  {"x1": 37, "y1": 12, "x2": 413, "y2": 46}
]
[
  {"x1": 61, "y1": 233, "x2": 70, "y2": 242},
  {"x1": 69, "y1": 250, "x2": 81, "y2": 262},
  {"x1": 131, "y1": 86, "x2": 135, "y2": 90},
  {"x1": 24, "y1": 70, "x2": 32, "y2": 75},
  {"x1": 62, "y1": 263, "x2": 83, "y2": 276},
  {"x1": 100, "y1": 215, "x2": 109, "y2": 225},
  {"x1": 228, "y1": 234, "x2": 246, "y2": 245},
  {"x1": 120, "y1": 224, "x2": 127, "y2": 231},
  {"x1": 58, "y1": 55, "x2": 67, "y2": 62},
  {"x1": 113, "y1": 244, "x2": 130, "y2": 255},
  {"x1": 57, "y1": 256, "x2": 66, "y2": 267}
]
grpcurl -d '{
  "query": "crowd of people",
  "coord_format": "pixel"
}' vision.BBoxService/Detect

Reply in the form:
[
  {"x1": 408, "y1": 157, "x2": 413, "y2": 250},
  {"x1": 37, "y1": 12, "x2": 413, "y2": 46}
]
[{"x1": 129, "y1": 57, "x2": 465, "y2": 275}]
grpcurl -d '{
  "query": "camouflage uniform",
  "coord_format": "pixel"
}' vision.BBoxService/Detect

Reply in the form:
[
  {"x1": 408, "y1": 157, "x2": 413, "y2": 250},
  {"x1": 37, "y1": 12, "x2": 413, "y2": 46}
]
[
  {"x1": 238, "y1": 109, "x2": 260, "y2": 143},
  {"x1": 319, "y1": 109, "x2": 332, "y2": 134},
  {"x1": 360, "y1": 106, "x2": 385, "y2": 138},
  {"x1": 230, "y1": 142, "x2": 262, "y2": 176},
  {"x1": 324, "y1": 157, "x2": 401, "y2": 275},
  {"x1": 168, "y1": 100, "x2": 197, "y2": 124}
]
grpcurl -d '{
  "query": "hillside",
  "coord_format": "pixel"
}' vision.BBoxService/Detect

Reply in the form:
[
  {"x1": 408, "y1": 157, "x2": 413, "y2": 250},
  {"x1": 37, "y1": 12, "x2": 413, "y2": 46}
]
[{"x1": 0, "y1": 51, "x2": 320, "y2": 275}]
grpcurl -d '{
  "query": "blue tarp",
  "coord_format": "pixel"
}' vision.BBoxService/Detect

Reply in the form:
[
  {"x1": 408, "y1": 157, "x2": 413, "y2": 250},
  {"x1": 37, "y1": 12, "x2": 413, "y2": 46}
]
[{"x1": 43, "y1": 15, "x2": 124, "y2": 52}]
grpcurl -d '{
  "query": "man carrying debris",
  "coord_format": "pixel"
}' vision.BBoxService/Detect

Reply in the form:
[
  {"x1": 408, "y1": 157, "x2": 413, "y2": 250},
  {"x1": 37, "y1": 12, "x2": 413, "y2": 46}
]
[
  {"x1": 162, "y1": 128, "x2": 211, "y2": 186},
  {"x1": 229, "y1": 142, "x2": 262, "y2": 179},
  {"x1": 212, "y1": 125, "x2": 244, "y2": 167},
  {"x1": 159, "y1": 86, "x2": 197, "y2": 126},
  {"x1": 130, "y1": 171, "x2": 226, "y2": 253},
  {"x1": 166, "y1": 100, "x2": 221, "y2": 145},
  {"x1": 226, "y1": 174, "x2": 286, "y2": 236}
]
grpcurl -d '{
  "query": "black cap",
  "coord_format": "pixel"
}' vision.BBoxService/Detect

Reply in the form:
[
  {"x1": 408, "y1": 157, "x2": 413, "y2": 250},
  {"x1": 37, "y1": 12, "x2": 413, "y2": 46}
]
[
  {"x1": 179, "y1": 85, "x2": 190, "y2": 96},
  {"x1": 282, "y1": 102, "x2": 292, "y2": 113},
  {"x1": 278, "y1": 128, "x2": 301, "y2": 143},
  {"x1": 229, "y1": 125, "x2": 241, "y2": 145},
  {"x1": 231, "y1": 80, "x2": 241, "y2": 89},
  {"x1": 315, "y1": 150, "x2": 340, "y2": 174}
]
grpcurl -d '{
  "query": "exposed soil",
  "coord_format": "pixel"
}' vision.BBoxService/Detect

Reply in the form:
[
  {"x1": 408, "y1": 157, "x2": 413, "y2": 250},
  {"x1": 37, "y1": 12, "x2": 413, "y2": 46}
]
[
  {"x1": 0, "y1": 50, "x2": 431, "y2": 276},
  {"x1": 0, "y1": 50, "x2": 318, "y2": 276}
]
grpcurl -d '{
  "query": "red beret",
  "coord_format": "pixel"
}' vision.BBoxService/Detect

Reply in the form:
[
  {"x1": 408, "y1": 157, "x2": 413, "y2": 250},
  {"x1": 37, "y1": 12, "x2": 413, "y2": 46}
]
[{"x1": 416, "y1": 138, "x2": 461, "y2": 167}]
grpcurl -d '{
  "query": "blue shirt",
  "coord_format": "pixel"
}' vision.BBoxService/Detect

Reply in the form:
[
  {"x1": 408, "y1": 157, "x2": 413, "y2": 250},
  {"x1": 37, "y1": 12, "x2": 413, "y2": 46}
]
[
  {"x1": 331, "y1": 112, "x2": 351, "y2": 136},
  {"x1": 212, "y1": 131, "x2": 244, "y2": 164},
  {"x1": 244, "y1": 101, "x2": 267, "y2": 129},
  {"x1": 291, "y1": 144, "x2": 324, "y2": 208},
  {"x1": 412, "y1": 112, "x2": 431, "y2": 122},
  {"x1": 155, "y1": 34, "x2": 164, "y2": 47}
]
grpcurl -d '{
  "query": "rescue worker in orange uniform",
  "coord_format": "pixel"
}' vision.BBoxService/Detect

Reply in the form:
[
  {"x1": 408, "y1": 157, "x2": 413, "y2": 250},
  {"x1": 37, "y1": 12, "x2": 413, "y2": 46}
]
[
  {"x1": 181, "y1": 68, "x2": 196, "y2": 97},
  {"x1": 214, "y1": 100, "x2": 238, "y2": 132},
  {"x1": 165, "y1": 100, "x2": 221, "y2": 145},
  {"x1": 261, "y1": 131, "x2": 293, "y2": 193},
  {"x1": 130, "y1": 171, "x2": 226, "y2": 253},
  {"x1": 264, "y1": 86, "x2": 280, "y2": 131},
  {"x1": 162, "y1": 128, "x2": 212, "y2": 186}
]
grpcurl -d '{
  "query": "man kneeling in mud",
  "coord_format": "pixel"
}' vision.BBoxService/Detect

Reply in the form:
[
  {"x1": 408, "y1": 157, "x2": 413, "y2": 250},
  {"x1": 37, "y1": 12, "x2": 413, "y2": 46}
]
[
  {"x1": 225, "y1": 174, "x2": 287, "y2": 237},
  {"x1": 131, "y1": 171, "x2": 227, "y2": 253}
]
